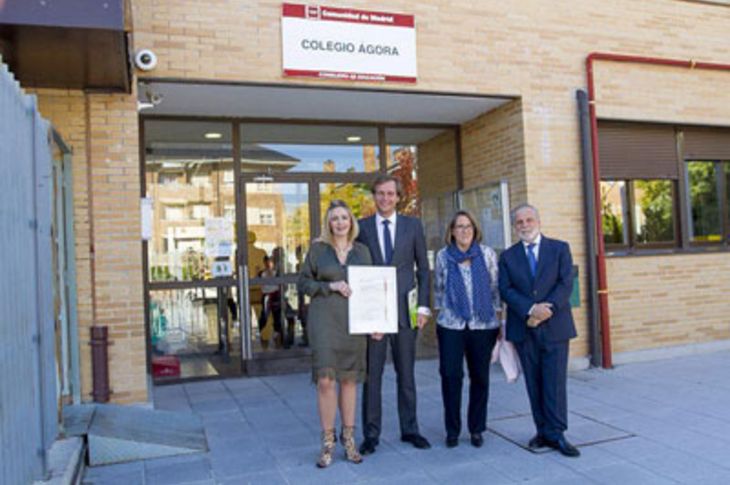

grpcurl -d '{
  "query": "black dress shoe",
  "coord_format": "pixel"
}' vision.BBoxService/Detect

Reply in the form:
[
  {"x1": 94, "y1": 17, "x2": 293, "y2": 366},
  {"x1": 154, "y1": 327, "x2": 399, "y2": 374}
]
[
  {"x1": 446, "y1": 436, "x2": 459, "y2": 448},
  {"x1": 470, "y1": 433, "x2": 484, "y2": 448},
  {"x1": 546, "y1": 437, "x2": 581, "y2": 457},
  {"x1": 359, "y1": 437, "x2": 378, "y2": 455},
  {"x1": 401, "y1": 433, "x2": 431, "y2": 449},
  {"x1": 528, "y1": 434, "x2": 548, "y2": 450}
]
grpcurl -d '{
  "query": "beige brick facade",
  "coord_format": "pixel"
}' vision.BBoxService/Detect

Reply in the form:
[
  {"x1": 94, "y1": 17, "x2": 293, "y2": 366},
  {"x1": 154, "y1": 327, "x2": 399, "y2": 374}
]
[
  {"x1": 28, "y1": 0, "x2": 730, "y2": 400},
  {"x1": 129, "y1": 0, "x2": 730, "y2": 365},
  {"x1": 418, "y1": 130, "x2": 458, "y2": 196},
  {"x1": 87, "y1": 93, "x2": 146, "y2": 403},
  {"x1": 607, "y1": 253, "x2": 730, "y2": 353}
]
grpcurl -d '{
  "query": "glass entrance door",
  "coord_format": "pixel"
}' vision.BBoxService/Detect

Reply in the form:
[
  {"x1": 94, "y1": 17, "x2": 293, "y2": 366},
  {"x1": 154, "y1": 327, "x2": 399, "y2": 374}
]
[
  {"x1": 240, "y1": 176, "x2": 377, "y2": 365},
  {"x1": 242, "y1": 177, "x2": 312, "y2": 356},
  {"x1": 144, "y1": 120, "x2": 242, "y2": 382}
]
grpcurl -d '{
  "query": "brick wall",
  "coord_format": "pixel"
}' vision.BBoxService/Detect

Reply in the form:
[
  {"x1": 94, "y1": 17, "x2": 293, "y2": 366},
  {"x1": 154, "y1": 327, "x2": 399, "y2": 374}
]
[
  {"x1": 594, "y1": 61, "x2": 730, "y2": 128},
  {"x1": 461, "y1": 99, "x2": 527, "y2": 206},
  {"x1": 88, "y1": 93, "x2": 146, "y2": 403},
  {"x1": 607, "y1": 253, "x2": 730, "y2": 353},
  {"x1": 417, "y1": 129, "x2": 458, "y2": 195},
  {"x1": 34, "y1": 89, "x2": 147, "y2": 403}
]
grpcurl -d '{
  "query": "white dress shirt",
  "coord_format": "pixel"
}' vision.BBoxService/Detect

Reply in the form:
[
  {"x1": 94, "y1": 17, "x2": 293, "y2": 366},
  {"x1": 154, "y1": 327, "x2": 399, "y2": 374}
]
[
  {"x1": 374, "y1": 212, "x2": 430, "y2": 317},
  {"x1": 522, "y1": 233, "x2": 542, "y2": 262}
]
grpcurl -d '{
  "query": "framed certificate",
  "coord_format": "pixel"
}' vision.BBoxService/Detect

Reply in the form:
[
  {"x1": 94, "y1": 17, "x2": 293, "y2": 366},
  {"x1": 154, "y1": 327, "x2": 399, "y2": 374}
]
[{"x1": 347, "y1": 265, "x2": 398, "y2": 334}]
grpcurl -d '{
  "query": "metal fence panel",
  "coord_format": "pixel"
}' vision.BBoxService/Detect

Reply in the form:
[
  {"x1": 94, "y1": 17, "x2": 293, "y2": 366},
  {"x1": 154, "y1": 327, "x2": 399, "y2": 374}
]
[
  {"x1": 0, "y1": 60, "x2": 58, "y2": 485},
  {"x1": 34, "y1": 92, "x2": 59, "y2": 470}
]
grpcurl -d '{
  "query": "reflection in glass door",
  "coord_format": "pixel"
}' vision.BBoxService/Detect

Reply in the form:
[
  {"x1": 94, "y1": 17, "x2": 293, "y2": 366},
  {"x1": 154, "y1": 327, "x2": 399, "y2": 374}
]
[
  {"x1": 319, "y1": 182, "x2": 376, "y2": 220},
  {"x1": 244, "y1": 181, "x2": 310, "y2": 353},
  {"x1": 144, "y1": 119, "x2": 242, "y2": 382}
]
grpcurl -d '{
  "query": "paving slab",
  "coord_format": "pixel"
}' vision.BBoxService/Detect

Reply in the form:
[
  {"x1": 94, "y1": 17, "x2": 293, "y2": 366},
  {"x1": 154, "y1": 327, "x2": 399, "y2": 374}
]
[
  {"x1": 489, "y1": 411, "x2": 633, "y2": 453},
  {"x1": 81, "y1": 349, "x2": 730, "y2": 484},
  {"x1": 144, "y1": 455, "x2": 212, "y2": 485}
]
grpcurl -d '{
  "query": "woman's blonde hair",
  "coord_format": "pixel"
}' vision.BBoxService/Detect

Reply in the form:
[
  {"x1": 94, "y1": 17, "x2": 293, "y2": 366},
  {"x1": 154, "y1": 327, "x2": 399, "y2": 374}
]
[{"x1": 320, "y1": 199, "x2": 359, "y2": 245}]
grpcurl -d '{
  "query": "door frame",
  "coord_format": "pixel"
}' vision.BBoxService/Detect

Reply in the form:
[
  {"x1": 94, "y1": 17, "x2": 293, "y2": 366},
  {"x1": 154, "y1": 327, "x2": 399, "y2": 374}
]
[
  {"x1": 140, "y1": 115, "x2": 461, "y2": 382},
  {"x1": 237, "y1": 172, "x2": 376, "y2": 362}
]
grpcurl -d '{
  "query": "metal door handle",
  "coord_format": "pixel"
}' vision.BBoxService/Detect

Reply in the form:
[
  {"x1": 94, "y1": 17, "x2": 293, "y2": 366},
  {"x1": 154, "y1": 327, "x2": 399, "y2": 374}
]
[{"x1": 239, "y1": 265, "x2": 253, "y2": 360}]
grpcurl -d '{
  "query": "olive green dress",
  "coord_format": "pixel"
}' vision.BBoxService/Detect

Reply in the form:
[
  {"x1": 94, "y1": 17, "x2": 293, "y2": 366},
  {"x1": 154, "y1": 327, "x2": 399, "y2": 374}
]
[{"x1": 298, "y1": 241, "x2": 372, "y2": 383}]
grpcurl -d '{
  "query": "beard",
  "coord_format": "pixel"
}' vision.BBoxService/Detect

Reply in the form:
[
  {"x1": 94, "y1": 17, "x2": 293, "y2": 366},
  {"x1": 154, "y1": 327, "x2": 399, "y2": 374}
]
[{"x1": 519, "y1": 228, "x2": 540, "y2": 243}]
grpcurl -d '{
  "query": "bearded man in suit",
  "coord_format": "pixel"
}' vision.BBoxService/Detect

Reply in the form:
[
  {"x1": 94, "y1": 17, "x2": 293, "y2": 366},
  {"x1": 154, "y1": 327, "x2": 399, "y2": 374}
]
[{"x1": 498, "y1": 204, "x2": 580, "y2": 458}]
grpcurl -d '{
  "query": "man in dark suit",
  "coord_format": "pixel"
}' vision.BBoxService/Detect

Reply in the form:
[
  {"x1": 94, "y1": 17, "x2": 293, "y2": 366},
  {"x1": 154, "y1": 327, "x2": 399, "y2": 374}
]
[
  {"x1": 357, "y1": 174, "x2": 432, "y2": 454},
  {"x1": 498, "y1": 204, "x2": 580, "y2": 458}
]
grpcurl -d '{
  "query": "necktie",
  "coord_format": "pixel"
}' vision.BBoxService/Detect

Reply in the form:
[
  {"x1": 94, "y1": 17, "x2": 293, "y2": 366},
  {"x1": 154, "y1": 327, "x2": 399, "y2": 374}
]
[
  {"x1": 382, "y1": 219, "x2": 394, "y2": 264},
  {"x1": 527, "y1": 243, "x2": 537, "y2": 277}
]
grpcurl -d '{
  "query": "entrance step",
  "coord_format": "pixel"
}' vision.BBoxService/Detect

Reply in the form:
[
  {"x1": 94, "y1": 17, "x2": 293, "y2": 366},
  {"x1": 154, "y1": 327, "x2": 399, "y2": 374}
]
[
  {"x1": 244, "y1": 347, "x2": 311, "y2": 376},
  {"x1": 64, "y1": 403, "x2": 207, "y2": 467},
  {"x1": 63, "y1": 404, "x2": 97, "y2": 437}
]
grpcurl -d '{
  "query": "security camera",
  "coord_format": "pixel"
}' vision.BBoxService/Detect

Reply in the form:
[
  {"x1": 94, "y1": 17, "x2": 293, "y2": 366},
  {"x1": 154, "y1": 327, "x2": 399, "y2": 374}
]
[
  {"x1": 134, "y1": 49, "x2": 158, "y2": 71},
  {"x1": 146, "y1": 89, "x2": 164, "y2": 106}
]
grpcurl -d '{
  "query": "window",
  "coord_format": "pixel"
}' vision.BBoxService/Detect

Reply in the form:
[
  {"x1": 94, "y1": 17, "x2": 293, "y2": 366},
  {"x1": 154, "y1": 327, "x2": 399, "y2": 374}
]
[
  {"x1": 224, "y1": 204, "x2": 236, "y2": 221},
  {"x1": 247, "y1": 207, "x2": 260, "y2": 224},
  {"x1": 600, "y1": 180, "x2": 676, "y2": 249},
  {"x1": 192, "y1": 205, "x2": 209, "y2": 219},
  {"x1": 191, "y1": 173, "x2": 210, "y2": 187},
  {"x1": 165, "y1": 206, "x2": 185, "y2": 221},
  {"x1": 240, "y1": 124, "x2": 379, "y2": 173},
  {"x1": 247, "y1": 207, "x2": 275, "y2": 225},
  {"x1": 259, "y1": 208, "x2": 275, "y2": 225},
  {"x1": 159, "y1": 172, "x2": 180, "y2": 185},
  {"x1": 686, "y1": 160, "x2": 728, "y2": 244},
  {"x1": 223, "y1": 170, "x2": 234, "y2": 184},
  {"x1": 145, "y1": 120, "x2": 234, "y2": 283},
  {"x1": 632, "y1": 180, "x2": 675, "y2": 245},
  {"x1": 600, "y1": 181, "x2": 628, "y2": 246}
]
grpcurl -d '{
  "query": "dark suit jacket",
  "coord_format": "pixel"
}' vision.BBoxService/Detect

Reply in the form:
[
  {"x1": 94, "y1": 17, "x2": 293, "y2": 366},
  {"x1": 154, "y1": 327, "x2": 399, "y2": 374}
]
[
  {"x1": 357, "y1": 214, "x2": 430, "y2": 327},
  {"x1": 498, "y1": 235, "x2": 577, "y2": 343}
]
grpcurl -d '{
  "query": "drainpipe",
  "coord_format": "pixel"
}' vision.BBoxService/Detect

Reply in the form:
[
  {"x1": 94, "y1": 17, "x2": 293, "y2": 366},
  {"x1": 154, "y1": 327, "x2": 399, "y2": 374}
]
[
  {"x1": 576, "y1": 90, "x2": 602, "y2": 368},
  {"x1": 585, "y1": 52, "x2": 730, "y2": 369}
]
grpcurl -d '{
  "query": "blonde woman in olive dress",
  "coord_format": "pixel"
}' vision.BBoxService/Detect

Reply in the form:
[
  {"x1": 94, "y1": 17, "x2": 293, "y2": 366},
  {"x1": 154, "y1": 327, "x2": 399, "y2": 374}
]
[{"x1": 298, "y1": 200, "x2": 377, "y2": 468}]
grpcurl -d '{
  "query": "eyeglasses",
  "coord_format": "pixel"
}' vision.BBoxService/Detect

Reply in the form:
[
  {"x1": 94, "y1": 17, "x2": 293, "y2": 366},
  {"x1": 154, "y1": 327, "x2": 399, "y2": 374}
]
[{"x1": 454, "y1": 224, "x2": 473, "y2": 231}]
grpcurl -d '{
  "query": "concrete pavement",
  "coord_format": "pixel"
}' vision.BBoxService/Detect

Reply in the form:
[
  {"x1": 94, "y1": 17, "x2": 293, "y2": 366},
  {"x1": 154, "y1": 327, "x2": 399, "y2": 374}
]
[{"x1": 83, "y1": 350, "x2": 730, "y2": 484}]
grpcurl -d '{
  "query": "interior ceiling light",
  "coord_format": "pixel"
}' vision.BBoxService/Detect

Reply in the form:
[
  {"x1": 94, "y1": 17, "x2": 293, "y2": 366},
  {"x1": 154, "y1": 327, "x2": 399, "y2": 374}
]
[
  {"x1": 204, "y1": 132, "x2": 223, "y2": 139},
  {"x1": 346, "y1": 135, "x2": 362, "y2": 142}
]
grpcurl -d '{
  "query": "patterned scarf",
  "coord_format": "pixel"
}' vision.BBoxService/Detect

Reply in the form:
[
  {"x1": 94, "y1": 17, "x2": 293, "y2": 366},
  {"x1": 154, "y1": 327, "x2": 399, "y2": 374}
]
[{"x1": 445, "y1": 242, "x2": 494, "y2": 323}]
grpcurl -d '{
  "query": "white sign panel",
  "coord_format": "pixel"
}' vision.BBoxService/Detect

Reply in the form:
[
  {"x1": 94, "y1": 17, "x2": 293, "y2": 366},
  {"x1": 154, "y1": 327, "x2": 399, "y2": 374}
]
[
  {"x1": 204, "y1": 217, "x2": 234, "y2": 258},
  {"x1": 211, "y1": 260, "x2": 233, "y2": 278},
  {"x1": 141, "y1": 197, "x2": 153, "y2": 240},
  {"x1": 282, "y1": 3, "x2": 417, "y2": 83}
]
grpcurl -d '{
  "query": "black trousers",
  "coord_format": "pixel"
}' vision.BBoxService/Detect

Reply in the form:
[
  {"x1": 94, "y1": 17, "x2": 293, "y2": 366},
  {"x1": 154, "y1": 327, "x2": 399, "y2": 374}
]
[
  {"x1": 362, "y1": 326, "x2": 419, "y2": 439},
  {"x1": 515, "y1": 325, "x2": 570, "y2": 441},
  {"x1": 437, "y1": 325, "x2": 499, "y2": 439}
]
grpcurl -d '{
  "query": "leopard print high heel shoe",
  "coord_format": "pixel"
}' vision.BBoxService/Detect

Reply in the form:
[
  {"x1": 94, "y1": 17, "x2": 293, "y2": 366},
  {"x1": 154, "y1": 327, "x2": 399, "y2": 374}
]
[
  {"x1": 316, "y1": 429, "x2": 337, "y2": 468},
  {"x1": 340, "y1": 426, "x2": 363, "y2": 464}
]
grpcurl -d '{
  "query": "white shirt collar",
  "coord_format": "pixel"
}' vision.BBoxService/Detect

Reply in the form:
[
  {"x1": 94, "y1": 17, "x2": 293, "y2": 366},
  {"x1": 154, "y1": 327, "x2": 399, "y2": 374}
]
[
  {"x1": 522, "y1": 233, "x2": 542, "y2": 249},
  {"x1": 376, "y1": 212, "x2": 397, "y2": 226}
]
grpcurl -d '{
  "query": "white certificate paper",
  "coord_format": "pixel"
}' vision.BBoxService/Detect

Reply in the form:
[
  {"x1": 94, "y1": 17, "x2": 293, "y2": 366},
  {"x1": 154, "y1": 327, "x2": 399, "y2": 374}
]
[{"x1": 347, "y1": 266, "x2": 398, "y2": 334}]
